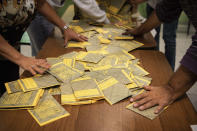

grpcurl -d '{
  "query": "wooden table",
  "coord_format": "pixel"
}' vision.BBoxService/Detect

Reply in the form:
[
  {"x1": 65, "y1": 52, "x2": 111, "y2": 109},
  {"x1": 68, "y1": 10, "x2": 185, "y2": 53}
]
[
  {"x1": 135, "y1": 33, "x2": 157, "y2": 50},
  {"x1": 0, "y1": 37, "x2": 196, "y2": 131}
]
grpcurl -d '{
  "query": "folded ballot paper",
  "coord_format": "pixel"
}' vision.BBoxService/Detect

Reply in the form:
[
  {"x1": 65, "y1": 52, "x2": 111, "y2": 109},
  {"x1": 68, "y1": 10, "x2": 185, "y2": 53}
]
[
  {"x1": 48, "y1": 62, "x2": 83, "y2": 83},
  {"x1": 28, "y1": 92, "x2": 70, "y2": 126},
  {"x1": 4, "y1": 80, "x2": 23, "y2": 94},
  {"x1": 71, "y1": 77, "x2": 104, "y2": 100},
  {"x1": 0, "y1": 89, "x2": 44, "y2": 109},
  {"x1": 126, "y1": 103, "x2": 167, "y2": 120},
  {"x1": 98, "y1": 77, "x2": 131, "y2": 105},
  {"x1": 17, "y1": 74, "x2": 60, "y2": 92},
  {"x1": 61, "y1": 82, "x2": 98, "y2": 105}
]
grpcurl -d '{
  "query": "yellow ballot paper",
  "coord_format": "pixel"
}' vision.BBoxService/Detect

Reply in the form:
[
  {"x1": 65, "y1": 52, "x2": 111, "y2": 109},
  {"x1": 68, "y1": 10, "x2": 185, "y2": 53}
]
[
  {"x1": 47, "y1": 86, "x2": 61, "y2": 95},
  {"x1": 98, "y1": 36, "x2": 111, "y2": 44},
  {"x1": 95, "y1": 28, "x2": 109, "y2": 34},
  {"x1": 61, "y1": 83, "x2": 97, "y2": 105},
  {"x1": 48, "y1": 62, "x2": 83, "y2": 82},
  {"x1": 84, "y1": 71, "x2": 109, "y2": 83},
  {"x1": 4, "y1": 80, "x2": 23, "y2": 94},
  {"x1": 111, "y1": 40, "x2": 144, "y2": 52},
  {"x1": 46, "y1": 57, "x2": 62, "y2": 66},
  {"x1": 69, "y1": 25, "x2": 84, "y2": 33},
  {"x1": 128, "y1": 64, "x2": 149, "y2": 76},
  {"x1": 0, "y1": 89, "x2": 44, "y2": 109},
  {"x1": 114, "y1": 36, "x2": 134, "y2": 40},
  {"x1": 63, "y1": 58, "x2": 75, "y2": 68},
  {"x1": 71, "y1": 77, "x2": 103, "y2": 100},
  {"x1": 58, "y1": 51, "x2": 78, "y2": 59},
  {"x1": 103, "y1": 68, "x2": 133, "y2": 85},
  {"x1": 126, "y1": 103, "x2": 167, "y2": 120},
  {"x1": 18, "y1": 74, "x2": 60, "y2": 92},
  {"x1": 28, "y1": 92, "x2": 70, "y2": 126},
  {"x1": 67, "y1": 42, "x2": 91, "y2": 48},
  {"x1": 98, "y1": 77, "x2": 131, "y2": 105},
  {"x1": 76, "y1": 51, "x2": 105, "y2": 63}
]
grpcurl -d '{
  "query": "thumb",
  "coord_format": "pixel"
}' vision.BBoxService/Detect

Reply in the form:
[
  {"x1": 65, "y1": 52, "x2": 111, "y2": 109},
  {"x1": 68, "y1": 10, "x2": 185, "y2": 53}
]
[
  {"x1": 122, "y1": 29, "x2": 133, "y2": 35},
  {"x1": 64, "y1": 37, "x2": 68, "y2": 47}
]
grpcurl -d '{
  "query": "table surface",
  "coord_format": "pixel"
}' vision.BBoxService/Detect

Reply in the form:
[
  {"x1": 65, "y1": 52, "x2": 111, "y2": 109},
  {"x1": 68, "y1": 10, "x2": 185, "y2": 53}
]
[
  {"x1": 0, "y1": 37, "x2": 196, "y2": 131},
  {"x1": 135, "y1": 33, "x2": 157, "y2": 49}
]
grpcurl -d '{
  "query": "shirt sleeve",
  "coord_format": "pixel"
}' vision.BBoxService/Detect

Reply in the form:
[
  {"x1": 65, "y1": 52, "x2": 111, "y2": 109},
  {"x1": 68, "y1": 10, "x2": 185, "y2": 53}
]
[
  {"x1": 155, "y1": 0, "x2": 182, "y2": 23},
  {"x1": 73, "y1": 0, "x2": 110, "y2": 24},
  {"x1": 180, "y1": 33, "x2": 197, "y2": 75}
]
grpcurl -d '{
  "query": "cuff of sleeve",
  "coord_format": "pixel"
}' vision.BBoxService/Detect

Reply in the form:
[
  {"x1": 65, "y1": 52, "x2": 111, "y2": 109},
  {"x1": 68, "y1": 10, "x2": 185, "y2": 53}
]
[
  {"x1": 103, "y1": 18, "x2": 110, "y2": 24},
  {"x1": 180, "y1": 54, "x2": 197, "y2": 75}
]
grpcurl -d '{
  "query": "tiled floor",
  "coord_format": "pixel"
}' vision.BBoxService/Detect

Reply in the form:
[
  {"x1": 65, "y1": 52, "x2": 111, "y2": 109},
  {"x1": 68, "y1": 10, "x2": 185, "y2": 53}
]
[{"x1": 20, "y1": 5, "x2": 197, "y2": 111}]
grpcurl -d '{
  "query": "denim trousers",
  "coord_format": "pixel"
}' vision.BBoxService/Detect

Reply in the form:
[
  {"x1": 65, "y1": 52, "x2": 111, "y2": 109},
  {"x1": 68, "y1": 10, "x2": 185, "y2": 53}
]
[
  {"x1": 146, "y1": 4, "x2": 178, "y2": 70},
  {"x1": 27, "y1": 13, "x2": 54, "y2": 56}
]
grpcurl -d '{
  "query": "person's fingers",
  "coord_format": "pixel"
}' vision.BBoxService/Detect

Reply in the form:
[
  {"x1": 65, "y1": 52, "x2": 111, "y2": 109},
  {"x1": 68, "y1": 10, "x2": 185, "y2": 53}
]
[
  {"x1": 80, "y1": 35, "x2": 88, "y2": 41},
  {"x1": 76, "y1": 35, "x2": 85, "y2": 42},
  {"x1": 28, "y1": 67, "x2": 37, "y2": 75},
  {"x1": 122, "y1": 31, "x2": 130, "y2": 35},
  {"x1": 39, "y1": 61, "x2": 51, "y2": 68},
  {"x1": 122, "y1": 30, "x2": 132, "y2": 35},
  {"x1": 144, "y1": 86, "x2": 153, "y2": 91},
  {"x1": 64, "y1": 37, "x2": 69, "y2": 47},
  {"x1": 38, "y1": 63, "x2": 50, "y2": 70},
  {"x1": 36, "y1": 59, "x2": 51, "y2": 69},
  {"x1": 133, "y1": 97, "x2": 152, "y2": 108},
  {"x1": 32, "y1": 65, "x2": 44, "y2": 74},
  {"x1": 154, "y1": 103, "x2": 167, "y2": 114},
  {"x1": 130, "y1": 92, "x2": 148, "y2": 102},
  {"x1": 138, "y1": 100, "x2": 157, "y2": 111}
]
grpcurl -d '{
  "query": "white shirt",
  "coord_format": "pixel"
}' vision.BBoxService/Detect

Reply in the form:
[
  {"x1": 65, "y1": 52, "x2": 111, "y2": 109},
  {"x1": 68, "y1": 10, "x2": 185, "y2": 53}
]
[
  {"x1": 47, "y1": 0, "x2": 65, "y2": 7},
  {"x1": 147, "y1": 0, "x2": 162, "y2": 9},
  {"x1": 73, "y1": 0, "x2": 110, "y2": 24}
]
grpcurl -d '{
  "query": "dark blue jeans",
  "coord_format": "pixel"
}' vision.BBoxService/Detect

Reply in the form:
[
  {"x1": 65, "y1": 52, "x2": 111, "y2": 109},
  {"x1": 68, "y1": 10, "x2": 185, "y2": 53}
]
[
  {"x1": 27, "y1": 13, "x2": 54, "y2": 56},
  {"x1": 146, "y1": 4, "x2": 178, "y2": 70}
]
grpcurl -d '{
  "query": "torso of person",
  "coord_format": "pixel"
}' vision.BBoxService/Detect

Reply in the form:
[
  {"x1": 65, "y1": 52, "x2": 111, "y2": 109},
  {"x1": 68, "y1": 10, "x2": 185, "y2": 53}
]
[{"x1": 0, "y1": 0, "x2": 37, "y2": 44}]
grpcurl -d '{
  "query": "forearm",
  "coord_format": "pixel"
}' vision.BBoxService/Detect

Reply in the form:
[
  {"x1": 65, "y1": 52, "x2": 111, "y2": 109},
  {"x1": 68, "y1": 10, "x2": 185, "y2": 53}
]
[
  {"x1": 37, "y1": 0, "x2": 66, "y2": 31},
  {"x1": 135, "y1": 11, "x2": 161, "y2": 35},
  {"x1": 168, "y1": 65, "x2": 197, "y2": 101},
  {"x1": 0, "y1": 35, "x2": 23, "y2": 64}
]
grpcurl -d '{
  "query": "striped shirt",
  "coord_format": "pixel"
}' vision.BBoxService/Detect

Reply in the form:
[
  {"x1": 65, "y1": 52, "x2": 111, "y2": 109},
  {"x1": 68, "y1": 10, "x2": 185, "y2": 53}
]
[{"x1": 156, "y1": 0, "x2": 197, "y2": 75}]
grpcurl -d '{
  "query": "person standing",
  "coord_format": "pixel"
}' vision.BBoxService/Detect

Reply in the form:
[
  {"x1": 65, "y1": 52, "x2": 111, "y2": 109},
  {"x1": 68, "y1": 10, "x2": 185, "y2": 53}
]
[
  {"x1": 130, "y1": 0, "x2": 179, "y2": 70},
  {"x1": 124, "y1": 0, "x2": 197, "y2": 114},
  {"x1": 0, "y1": 0, "x2": 87, "y2": 95},
  {"x1": 27, "y1": 0, "x2": 67, "y2": 56}
]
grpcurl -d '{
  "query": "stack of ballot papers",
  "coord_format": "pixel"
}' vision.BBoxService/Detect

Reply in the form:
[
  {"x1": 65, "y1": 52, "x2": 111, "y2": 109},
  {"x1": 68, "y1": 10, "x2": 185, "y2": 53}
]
[{"x1": 0, "y1": 20, "x2": 157, "y2": 126}]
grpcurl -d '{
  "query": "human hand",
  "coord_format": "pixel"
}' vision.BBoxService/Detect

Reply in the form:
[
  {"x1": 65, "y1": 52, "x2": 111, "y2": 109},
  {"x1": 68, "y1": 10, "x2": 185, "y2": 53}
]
[
  {"x1": 129, "y1": 0, "x2": 146, "y2": 4},
  {"x1": 130, "y1": 85, "x2": 175, "y2": 114},
  {"x1": 122, "y1": 28, "x2": 141, "y2": 36},
  {"x1": 17, "y1": 56, "x2": 51, "y2": 75},
  {"x1": 63, "y1": 28, "x2": 88, "y2": 46}
]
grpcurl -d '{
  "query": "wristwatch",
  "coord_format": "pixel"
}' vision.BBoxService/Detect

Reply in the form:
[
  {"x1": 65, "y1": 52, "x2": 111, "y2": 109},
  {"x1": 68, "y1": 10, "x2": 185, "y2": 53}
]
[{"x1": 63, "y1": 25, "x2": 69, "y2": 30}]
